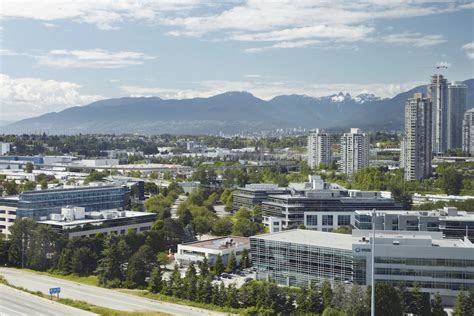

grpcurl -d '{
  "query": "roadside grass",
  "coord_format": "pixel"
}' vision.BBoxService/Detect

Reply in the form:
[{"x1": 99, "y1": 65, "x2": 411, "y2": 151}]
[
  {"x1": 22, "y1": 268, "x2": 99, "y2": 286},
  {"x1": 118, "y1": 289, "x2": 248, "y2": 314},
  {"x1": 0, "y1": 274, "x2": 167, "y2": 316}
]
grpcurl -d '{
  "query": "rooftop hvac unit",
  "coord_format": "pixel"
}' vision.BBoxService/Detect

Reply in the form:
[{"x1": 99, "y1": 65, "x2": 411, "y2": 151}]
[{"x1": 50, "y1": 213, "x2": 63, "y2": 221}]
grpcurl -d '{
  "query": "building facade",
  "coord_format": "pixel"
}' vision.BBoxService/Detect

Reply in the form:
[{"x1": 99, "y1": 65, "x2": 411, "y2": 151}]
[
  {"x1": 251, "y1": 229, "x2": 474, "y2": 303},
  {"x1": 307, "y1": 129, "x2": 331, "y2": 169},
  {"x1": 462, "y1": 108, "x2": 474, "y2": 155},
  {"x1": 429, "y1": 74, "x2": 449, "y2": 154},
  {"x1": 402, "y1": 93, "x2": 432, "y2": 181},
  {"x1": 38, "y1": 207, "x2": 156, "y2": 238},
  {"x1": 0, "y1": 197, "x2": 19, "y2": 236},
  {"x1": 232, "y1": 184, "x2": 290, "y2": 212},
  {"x1": 262, "y1": 190, "x2": 400, "y2": 228},
  {"x1": 16, "y1": 185, "x2": 129, "y2": 220},
  {"x1": 354, "y1": 207, "x2": 474, "y2": 241},
  {"x1": 176, "y1": 236, "x2": 250, "y2": 266},
  {"x1": 340, "y1": 128, "x2": 369, "y2": 176},
  {"x1": 447, "y1": 82, "x2": 467, "y2": 150}
]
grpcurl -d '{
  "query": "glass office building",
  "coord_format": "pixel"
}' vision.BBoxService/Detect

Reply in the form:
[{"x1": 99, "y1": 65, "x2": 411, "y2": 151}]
[
  {"x1": 17, "y1": 185, "x2": 129, "y2": 219},
  {"x1": 251, "y1": 229, "x2": 474, "y2": 303},
  {"x1": 251, "y1": 230, "x2": 354, "y2": 287}
]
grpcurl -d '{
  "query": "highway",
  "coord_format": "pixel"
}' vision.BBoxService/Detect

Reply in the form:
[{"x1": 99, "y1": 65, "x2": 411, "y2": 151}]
[
  {"x1": 0, "y1": 268, "x2": 226, "y2": 316},
  {"x1": 0, "y1": 284, "x2": 96, "y2": 316}
]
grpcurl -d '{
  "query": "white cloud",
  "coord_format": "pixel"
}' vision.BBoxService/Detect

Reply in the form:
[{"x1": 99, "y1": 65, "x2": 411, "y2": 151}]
[
  {"x1": 0, "y1": 73, "x2": 104, "y2": 121},
  {"x1": 245, "y1": 40, "x2": 321, "y2": 53},
  {"x1": 462, "y1": 42, "x2": 474, "y2": 60},
  {"x1": 43, "y1": 22, "x2": 58, "y2": 28},
  {"x1": 382, "y1": 32, "x2": 446, "y2": 47},
  {"x1": 35, "y1": 49, "x2": 157, "y2": 68},
  {"x1": 121, "y1": 80, "x2": 425, "y2": 101},
  {"x1": 1, "y1": 0, "x2": 202, "y2": 30}
]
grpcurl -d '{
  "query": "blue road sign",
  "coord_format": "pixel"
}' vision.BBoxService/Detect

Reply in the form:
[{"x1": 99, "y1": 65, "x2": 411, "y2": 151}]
[{"x1": 49, "y1": 287, "x2": 61, "y2": 295}]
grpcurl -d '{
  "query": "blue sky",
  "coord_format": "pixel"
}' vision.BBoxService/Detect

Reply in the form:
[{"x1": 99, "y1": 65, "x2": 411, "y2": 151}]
[{"x1": 0, "y1": 0, "x2": 473, "y2": 121}]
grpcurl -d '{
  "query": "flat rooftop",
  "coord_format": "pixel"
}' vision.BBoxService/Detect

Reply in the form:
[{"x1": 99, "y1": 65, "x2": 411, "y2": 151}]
[
  {"x1": 38, "y1": 211, "x2": 155, "y2": 227},
  {"x1": 252, "y1": 229, "x2": 357, "y2": 250},
  {"x1": 252, "y1": 229, "x2": 473, "y2": 250},
  {"x1": 181, "y1": 236, "x2": 249, "y2": 250}
]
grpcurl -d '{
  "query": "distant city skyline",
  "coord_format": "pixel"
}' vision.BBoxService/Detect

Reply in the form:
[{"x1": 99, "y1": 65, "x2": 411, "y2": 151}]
[{"x1": 0, "y1": 1, "x2": 473, "y2": 121}]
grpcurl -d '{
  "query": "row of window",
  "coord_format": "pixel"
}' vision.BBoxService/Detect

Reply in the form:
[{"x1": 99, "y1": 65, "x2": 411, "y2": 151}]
[{"x1": 306, "y1": 214, "x2": 351, "y2": 226}]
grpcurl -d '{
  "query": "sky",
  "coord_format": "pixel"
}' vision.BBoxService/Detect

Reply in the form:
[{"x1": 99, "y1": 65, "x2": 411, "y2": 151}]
[{"x1": 0, "y1": 0, "x2": 473, "y2": 121}]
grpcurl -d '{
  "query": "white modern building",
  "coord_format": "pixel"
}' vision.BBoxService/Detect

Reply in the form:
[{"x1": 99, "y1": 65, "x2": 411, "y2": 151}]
[
  {"x1": 176, "y1": 236, "x2": 250, "y2": 266},
  {"x1": 340, "y1": 128, "x2": 369, "y2": 175},
  {"x1": 402, "y1": 93, "x2": 432, "y2": 181},
  {"x1": 429, "y1": 74, "x2": 449, "y2": 154},
  {"x1": 0, "y1": 197, "x2": 18, "y2": 236},
  {"x1": 37, "y1": 206, "x2": 156, "y2": 238},
  {"x1": 303, "y1": 210, "x2": 354, "y2": 231},
  {"x1": 251, "y1": 229, "x2": 474, "y2": 304},
  {"x1": 0, "y1": 143, "x2": 11, "y2": 155},
  {"x1": 307, "y1": 129, "x2": 331, "y2": 169},
  {"x1": 447, "y1": 82, "x2": 467, "y2": 150},
  {"x1": 462, "y1": 108, "x2": 474, "y2": 155}
]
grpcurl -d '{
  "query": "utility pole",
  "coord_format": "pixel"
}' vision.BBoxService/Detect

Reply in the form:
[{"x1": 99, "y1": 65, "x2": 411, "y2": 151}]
[{"x1": 371, "y1": 208, "x2": 375, "y2": 316}]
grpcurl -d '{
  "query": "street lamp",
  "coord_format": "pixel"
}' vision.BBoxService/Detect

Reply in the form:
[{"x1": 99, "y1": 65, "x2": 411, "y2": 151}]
[{"x1": 371, "y1": 208, "x2": 375, "y2": 316}]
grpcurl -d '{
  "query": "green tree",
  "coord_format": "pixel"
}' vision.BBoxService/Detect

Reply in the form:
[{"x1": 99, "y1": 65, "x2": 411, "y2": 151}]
[
  {"x1": 148, "y1": 265, "x2": 163, "y2": 293},
  {"x1": 211, "y1": 217, "x2": 233, "y2": 236},
  {"x1": 40, "y1": 179, "x2": 48, "y2": 190},
  {"x1": 8, "y1": 219, "x2": 37, "y2": 268},
  {"x1": 410, "y1": 284, "x2": 430, "y2": 316},
  {"x1": 225, "y1": 252, "x2": 237, "y2": 273},
  {"x1": 441, "y1": 168, "x2": 463, "y2": 195},
  {"x1": 25, "y1": 162, "x2": 34, "y2": 173},
  {"x1": 199, "y1": 257, "x2": 210, "y2": 277},
  {"x1": 453, "y1": 290, "x2": 472, "y2": 316},
  {"x1": 71, "y1": 246, "x2": 97, "y2": 275},
  {"x1": 240, "y1": 248, "x2": 251, "y2": 269},
  {"x1": 372, "y1": 283, "x2": 403, "y2": 316},
  {"x1": 322, "y1": 280, "x2": 333, "y2": 310},
  {"x1": 322, "y1": 307, "x2": 348, "y2": 316},
  {"x1": 431, "y1": 292, "x2": 445, "y2": 316},
  {"x1": 97, "y1": 235, "x2": 130, "y2": 287},
  {"x1": 213, "y1": 254, "x2": 224, "y2": 276}
]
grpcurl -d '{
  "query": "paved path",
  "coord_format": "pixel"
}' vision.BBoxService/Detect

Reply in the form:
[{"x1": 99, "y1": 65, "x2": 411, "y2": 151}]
[
  {"x1": 0, "y1": 268, "x2": 226, "y2": 316},
  {"x1": 0, "y1": 284, "x2": 96, "y2": 316}
]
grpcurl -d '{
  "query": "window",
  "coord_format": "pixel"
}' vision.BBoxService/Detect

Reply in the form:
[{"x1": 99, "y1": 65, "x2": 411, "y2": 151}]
[
  {"x1": 322, "y1": 215, "x2": 333, "y2": 226},
  {"x1": 306, "y1": 215, "x2": 318, "y2": 226},
  {"x1": 338, "y1": 215, "x2": 351, "y2": 226}
]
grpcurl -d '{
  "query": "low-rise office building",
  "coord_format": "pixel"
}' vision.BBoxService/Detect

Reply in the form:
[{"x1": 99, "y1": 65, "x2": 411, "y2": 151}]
[
  {"x1": 16, "y1": 185, "x2": 129, "y2": 220},
  {"x1": 38, "y1": 206, "x2": 156, "y2": 238},
  {"x1": 176, "y1": 236, "x2": 249, "y2": 266},
  {"x1": 0, "y1": 197, "x2": 19, "y2": 236},
  {"x1": 232, "y1": 184, "x2": 290, "y2": 212},
  {"x1": 262, "y1": 190, "x2": 400, "y2": 229},
  {"x1": 354, "y1": 207, "x2": 474, "y2": 241},
  {"x1": 251, "y1": 229, "x2": 474, "y2": 304}
]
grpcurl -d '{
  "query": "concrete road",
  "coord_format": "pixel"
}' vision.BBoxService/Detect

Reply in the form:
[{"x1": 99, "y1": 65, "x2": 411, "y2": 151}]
[
  {"x1": 0, "y1": 284, "x2": 96, "y2": 316},
  {"x1": 0, "y1": 268, "x2": 226, "y2": 316}
]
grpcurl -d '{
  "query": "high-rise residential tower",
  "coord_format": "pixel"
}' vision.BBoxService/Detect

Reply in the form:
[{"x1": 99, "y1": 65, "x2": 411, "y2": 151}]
[
  {"x1": 340, "y1": 128, "x2": 369, "y2": 175},
  {"x1": 447, "y1": 81, "x2": 467, "y2": 150},
  {"x1": 462, "y1": 108, "x2": 474, "y2": 155},
  {"x1": 428, "y1": 74, "x2": 448, "y2": 154},
  {"x1": 402, "y1": 93, "x2": 432, "y2": 181},
  {"x1": 307, "y1": 129, "x2": 331, "y2": 168}
]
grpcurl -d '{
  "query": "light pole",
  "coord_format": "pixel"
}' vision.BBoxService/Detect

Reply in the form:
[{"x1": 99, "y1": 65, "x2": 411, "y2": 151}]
[{"x1": 371, "y1": 208, "x2": 375, "y2": 316}]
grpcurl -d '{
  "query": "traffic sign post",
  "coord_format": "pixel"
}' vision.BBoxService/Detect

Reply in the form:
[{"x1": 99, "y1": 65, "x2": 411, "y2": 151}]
[{"x1": 49, "y1": 287, "x2": 61, "y2": 300}]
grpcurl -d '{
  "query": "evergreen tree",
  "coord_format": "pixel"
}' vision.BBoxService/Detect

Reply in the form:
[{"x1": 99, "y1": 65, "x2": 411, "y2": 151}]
[
  {"x1": 214, "y1": 254, "x2": 224, "y2": 276},
  {"x1": 453, "y1": 291, "x2": 471, "y2": 316},
  {"x1": 322, "y1": 280, "x2": 333, "y2": 310},
  {"x1": 410, "y1": 284, "x2": 430, "y2": 316},
  {"x1": 197, "y1": 276, "x2": 213, "y2": 303},
  {"x1": 373, "y1": 283, "x2": 403, "y2": 316},
  {"x1": 296, "y1": 287, "x2": 309, "y2": 313},
  {"x1": 225, "y1": 252, "x2": 237, "y2": 273},
  {"x1": 431, "y1": 292, "x2": 445, "y2": 316},
  {"x1": 332, "y1": 282, "x2": 346, "y2": 311},
  {"x1": 199, "y1": 257, "x2": 209, "y2": 277},
  {"x1": 71, "y1": 246, "x2": 97, "y2": 275},
  {"x1": 345, "y1": 284, "x2": 369, "y2": 316},
  {"x1": 97, "y1": 235, "x2": 129, "y2": 287},
  {"x1": 307, "y1": 283, "x2": 324, "y2": 314},
  {"x1": 57, "y1": 248, "x2": 73, "y2": 274},
  {"x1": 184, "y1": 263, "x2": 197, "y2": 300},
  {"x1": 170, "y1": 263, "x2": 184, "y2": 298},
  {"x1": 240, "y1": 248, "x2": 251, "y2": 269},
  {"x1": 148, "y1": 266, "x2": 163, "y2": 293},
  {"x1": 225, "y1": 284, "x2": 240, "y2": 308}
]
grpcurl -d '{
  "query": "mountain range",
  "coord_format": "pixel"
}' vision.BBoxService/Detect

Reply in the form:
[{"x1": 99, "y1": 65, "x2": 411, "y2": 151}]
[{"x1": 2, "y1": 79, "x2": 473, "y2": 135}]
